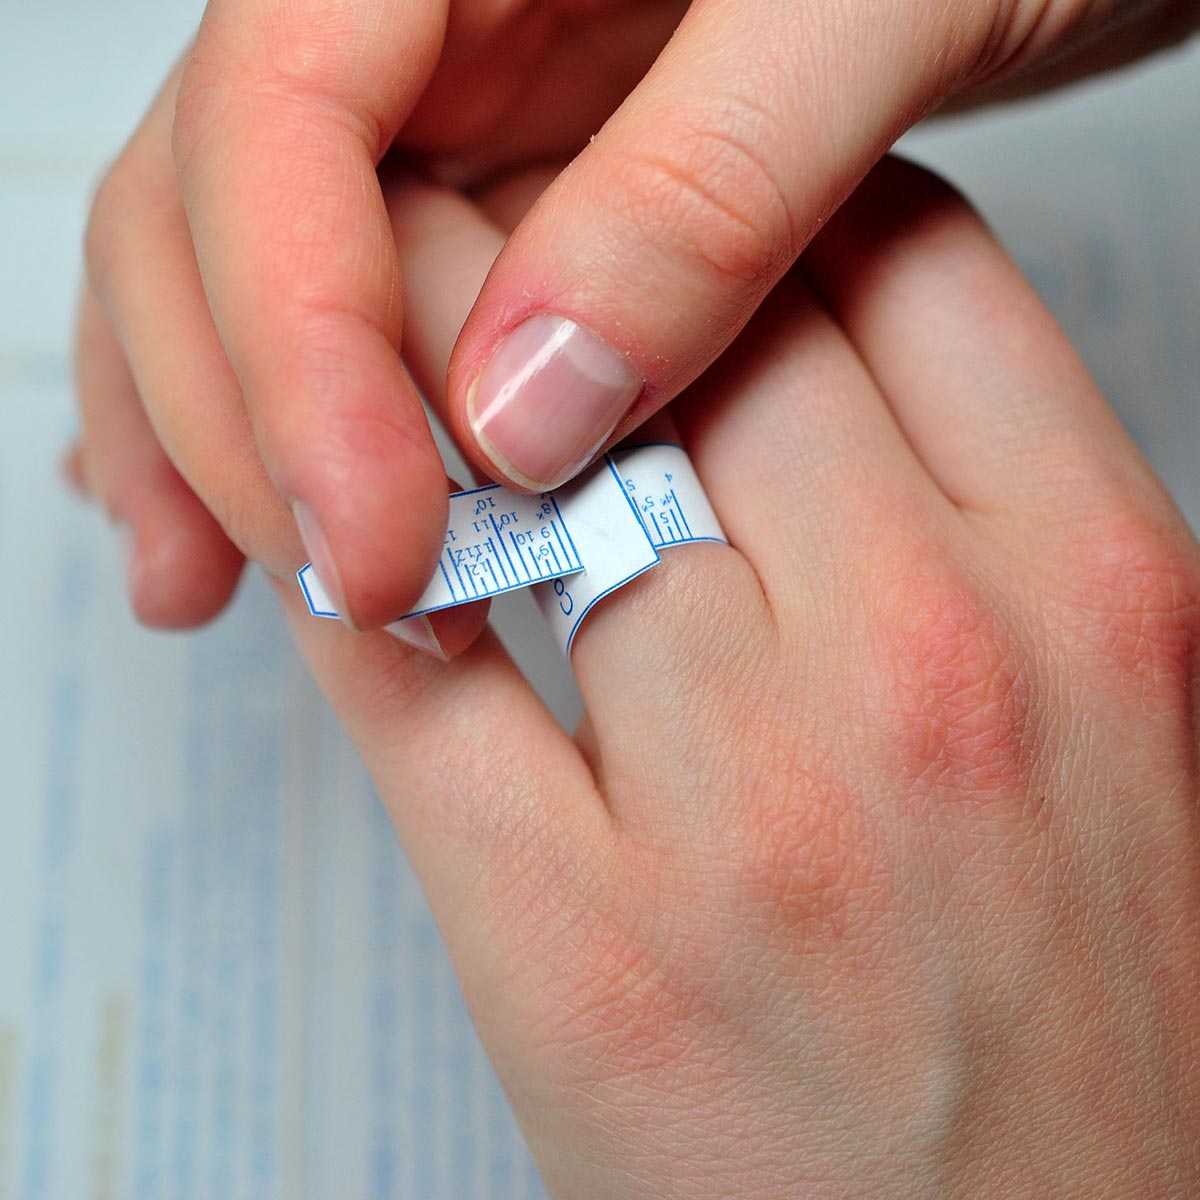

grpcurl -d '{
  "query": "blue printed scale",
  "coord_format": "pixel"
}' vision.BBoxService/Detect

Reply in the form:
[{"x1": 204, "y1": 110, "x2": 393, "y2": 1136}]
[
  {"x1": 298, "y1": 485, "x2": 584, "y2": 619},
  {"x1": 424, "y1": 486, "x2": 583, "y2": 611},
  {"x1": 297, "y1": 443, "x2": 726, "y2": 648},
  {"x1": 532, "y1": 442, "x2": 727, "y2": 653},
  {"x1": 619, "y1": 460, "x2": 703, "y2": 548}
]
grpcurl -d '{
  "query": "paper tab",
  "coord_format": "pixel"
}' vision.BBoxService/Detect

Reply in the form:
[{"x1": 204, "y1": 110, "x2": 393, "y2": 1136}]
[
  {"x1": 298, "y1": 484, "x2": 584, "y2": 620},
  {"x1": 532, "y1": 443, "x2": 726, "y2": 653},
  {"x1": 297, "y1": 441, "x2": 725, "y2": 653}
]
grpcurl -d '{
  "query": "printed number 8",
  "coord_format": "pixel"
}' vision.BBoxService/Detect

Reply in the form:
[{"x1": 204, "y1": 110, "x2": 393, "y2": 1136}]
[{"x1": 553, "y1": 578, "x2": 574, "y2": 616}]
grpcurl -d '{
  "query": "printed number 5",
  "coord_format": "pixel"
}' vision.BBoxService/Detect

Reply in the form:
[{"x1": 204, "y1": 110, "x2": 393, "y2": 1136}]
[{"x1": 553, "y1": 578, "x2": 574, "y2": 616}]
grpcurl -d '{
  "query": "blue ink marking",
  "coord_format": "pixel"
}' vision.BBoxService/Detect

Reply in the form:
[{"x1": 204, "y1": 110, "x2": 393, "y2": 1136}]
[
  {"x1": 297, "y1": 564, "x2": 339, "y2": 618},
  {"x1": 670, "y1": 489, "x2": 693, "y2": 538},
  {"x1": 551, "y1": 518, "x2": 572, "y2": 568},
  {"x1": 548, "y1": 494, "x2": 582, "y2": 570},
  {"x1": 447, "y1": 547, "x2": 469, "y2": 600},
  {"x1": 606, "y1": 454, "x2": 647, "y2": 530},
  {"x1": 493, "y1": 515, "x2": 519, "y2": 580},
  {"x1": 486, "y1": 535, "x2": 510, "y2": 585}
]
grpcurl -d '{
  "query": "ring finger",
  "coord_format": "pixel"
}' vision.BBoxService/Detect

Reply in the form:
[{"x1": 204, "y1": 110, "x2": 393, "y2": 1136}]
[{"x1": 385, "y1": 173, "x2": 942, "y2": 836}]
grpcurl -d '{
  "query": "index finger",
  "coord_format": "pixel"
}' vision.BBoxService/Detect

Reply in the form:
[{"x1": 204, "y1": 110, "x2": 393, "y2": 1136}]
[{"x1": 173, "y1": 0, "x2": 451, "y2": 628}]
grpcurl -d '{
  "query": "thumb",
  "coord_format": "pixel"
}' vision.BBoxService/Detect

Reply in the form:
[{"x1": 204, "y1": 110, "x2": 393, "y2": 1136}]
[{"x1": 446, "y1": 0, "x2": 994, "y2": 491}]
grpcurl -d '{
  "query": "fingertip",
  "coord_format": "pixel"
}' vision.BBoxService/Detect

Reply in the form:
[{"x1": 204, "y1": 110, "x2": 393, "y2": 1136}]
[
  {"x1": 309, "y1": 453, "x2": 450, "y2": 631},
  {"x1": 60, "y1": 442, "x2": 91, "y2": 500},
  {"x1": 258, "y1": 317, "x2": 449, "y2": 631},
  {"x1": 128, "y1": 529, "x2": 245, "y2": 630},
  {"x1": 376, "y1": 472, "x2": 491, "y2": 660},
  {"x1": 125, "y1": 487, "x2": 246, "y2": 630}
]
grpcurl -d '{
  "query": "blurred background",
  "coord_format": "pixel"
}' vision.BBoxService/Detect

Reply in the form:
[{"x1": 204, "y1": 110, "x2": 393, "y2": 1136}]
[{"x1": 1, "y1": 1, "x2": 1197, "y2": 1195}]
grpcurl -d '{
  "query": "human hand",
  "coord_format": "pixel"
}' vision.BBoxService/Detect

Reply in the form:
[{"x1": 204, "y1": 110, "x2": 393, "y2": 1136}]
[
  {"x1": 73, "y1": 0, "x2": 1199, "y2": 638},
  {"x1": 274, "y1": 159, "x2": 1200, "y2": 1194}
]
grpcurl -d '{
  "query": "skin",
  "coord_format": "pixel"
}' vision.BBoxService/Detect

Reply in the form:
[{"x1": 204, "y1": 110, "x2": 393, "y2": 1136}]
[
  {"x1": 102, "y1": 157, "x2": 1190, "y2": 1195},
  {"x1": 73, "y1": 0, "x2": 1200, "y2": 637}
]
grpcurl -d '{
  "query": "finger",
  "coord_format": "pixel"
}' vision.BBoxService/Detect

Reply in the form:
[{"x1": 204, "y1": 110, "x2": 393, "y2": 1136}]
[
  {"x1": 801, "y1": 158, "x2": 1171, "y2": 523},
  {"x1": 384, "y1": 176, "x2": 504, "y2": 426},
  {"x1": 172, "y1": 0, "x2": 454, "y2": 628},
  {"x1": 406, "y1": 0, "x2": 688, "y2": 182},
  {"x1": 443, "y1": 0, "x2": 985, "y2": 493},
  {"x1": 384, "y1": 471, "x2": 491, "y2": 661},
  {"x1": 279, "y1": 578, "x2": 600, "y2": 858},
  {"x1": 274, "y1": 579, "x2": 612, "y2": 1052},
  {"x1": 570, "y1": 269, "x2": 947, "y2": 843},
  {"x1": 88, "y1": 64, "x2": 469, "y2": 654},
  {"x1": 85, "y1": 62, "x2": 303, "y2": 585},
  {"x1": 945, "y1": 0, "x2": 1200, "y2": 108},
  {"x1": 390, "y1": 168, "x2": 930, "y2": 651},
  {"x1": 73, "y1": 285, "x2": 245, "y2": 627},
  {"x1": 569, "y1": 271, "x2": 940, "y2": 800},
  {"x1": 60, "y1": 441, "x2": 89, "y2": 499},
  {"x1": 383, "y1": 177, "x2": 777, "y2": 826}
]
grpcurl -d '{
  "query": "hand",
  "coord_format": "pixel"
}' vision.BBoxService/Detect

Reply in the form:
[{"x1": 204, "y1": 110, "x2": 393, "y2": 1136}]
[
  {"x1": 73, "y1": 0, "x2": 1199, "y2": 637},
  {"x1": 275, "y1": 159, "x2": 1200, "y2": 1194}
]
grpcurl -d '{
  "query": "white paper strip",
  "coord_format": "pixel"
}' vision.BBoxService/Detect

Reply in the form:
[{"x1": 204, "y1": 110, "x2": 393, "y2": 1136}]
[{"x1": 297, "y1": 442, "x2": 726, "y2": 655}]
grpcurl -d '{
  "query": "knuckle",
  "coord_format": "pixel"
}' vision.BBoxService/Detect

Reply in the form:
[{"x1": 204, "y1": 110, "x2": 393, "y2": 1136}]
[
  {"x1": 1058, "y1": 508, "x2": 1200, "y2": 704},
  {"x1": 968, "y1": 0, "x2": 1100, "y2": 83},
  {"x1": 719, "y1": 715, "x2": 891, "y2": 948},
  {"x1": 611, "y1": 106, "x2": 797, "y2": 288},
  {"x1": 85, "y1": 148, "x2": 181, "y2": 299},
  {"x1": 875, "y1": 555, "x2": 1039, "y2": 807},
  {"x1": 173, "y1": 13, "x2": 392, "y2": 180},
  {"x1": 171, "y1": 44, "x2": 223, "y2": 179},
  {"x1": 521, "y1": 845, "x2": 720, "y2": 1085}
]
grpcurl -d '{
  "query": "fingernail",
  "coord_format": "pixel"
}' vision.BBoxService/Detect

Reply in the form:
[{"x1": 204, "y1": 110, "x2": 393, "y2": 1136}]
[
  {"x1": 384, "y1": 614, "x2": 449, "y2": 660},
  {"x1": 467, "y1": 314, "x2": 643, "y2": 491},
  {"x1": 293, "y1": 501, "x2": 354, "y2": 629}
]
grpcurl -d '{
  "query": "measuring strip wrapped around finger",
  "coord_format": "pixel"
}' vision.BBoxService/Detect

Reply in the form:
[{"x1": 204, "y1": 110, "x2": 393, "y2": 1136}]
[{"x1": 297, "y1": 440, "x2": 726, "y2": 655}]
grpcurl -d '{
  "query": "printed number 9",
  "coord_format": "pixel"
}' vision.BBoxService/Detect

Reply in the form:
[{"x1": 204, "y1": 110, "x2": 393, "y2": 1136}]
[{"x1": 553, "y1": 578, "x2": 574, "y2": 616}]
